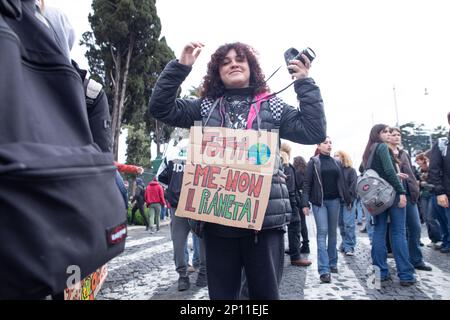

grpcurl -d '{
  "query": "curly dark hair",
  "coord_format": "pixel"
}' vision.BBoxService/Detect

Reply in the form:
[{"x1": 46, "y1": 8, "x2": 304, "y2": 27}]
[{"x1": 199, "y1": 42, "x2": 269, "y2": 98}]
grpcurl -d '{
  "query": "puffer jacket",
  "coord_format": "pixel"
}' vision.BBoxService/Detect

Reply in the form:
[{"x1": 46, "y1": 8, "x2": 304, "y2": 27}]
[
  {"x1": 149, "y1": 60, "x2": 326, "y2": 236},
  {"x1": 302, "y1": 155, "x2": 351, "y2": 208}
]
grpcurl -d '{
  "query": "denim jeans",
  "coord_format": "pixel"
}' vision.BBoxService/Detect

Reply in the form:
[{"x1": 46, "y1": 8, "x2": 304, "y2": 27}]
[
  {"x1": 338, "y1": 200, "x2": 357, "y2": 253},
  {"x1": 371, "y1": 195, "x2": 415, "y2": 281},
  {"x1": 160, "y1": 206, "x2": 167, "y2": 220},
  {"x1": 356, "y1": 199, "x2": 364, "y2": 224},
  {"x1": 171, "y1": 212, "x2": 206, "y2": 277},
  {"x1": 421, "y1": 197, "x2": 442, "y2": 243},
  {"x1": 184, "y1": 232, "x2": 201, "y2": 267},
  {"x1": 432, "y1": 194, "x2": 450, "y2": 249},
  {"x1": 405, "y1": 196, "x2": 425, "y2": 267},
  {"x1": 312, "y1": 198, "x2": 340, "y2": 275}
]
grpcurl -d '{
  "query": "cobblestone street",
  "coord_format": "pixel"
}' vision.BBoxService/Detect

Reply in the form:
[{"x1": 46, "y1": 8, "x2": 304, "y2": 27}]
[{"x1": 97, "y1": 216, "x2": 450, "y2": 300}]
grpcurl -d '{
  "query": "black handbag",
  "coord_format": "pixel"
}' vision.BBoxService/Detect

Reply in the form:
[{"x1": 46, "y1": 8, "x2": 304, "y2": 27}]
[{"x1": 0, "y1": 0, "x2": 126, "y2": 299}]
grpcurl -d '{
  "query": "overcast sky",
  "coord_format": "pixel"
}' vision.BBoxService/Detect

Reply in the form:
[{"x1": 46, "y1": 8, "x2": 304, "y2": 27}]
[{"x1": 46, "y1": 0, "x2": 450, "y2": 165}]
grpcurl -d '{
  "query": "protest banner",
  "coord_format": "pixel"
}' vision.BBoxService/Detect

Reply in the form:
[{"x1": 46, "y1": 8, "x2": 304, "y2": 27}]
[{"x1": 176, "y1": 126, "x2": 278, "y2": 230}]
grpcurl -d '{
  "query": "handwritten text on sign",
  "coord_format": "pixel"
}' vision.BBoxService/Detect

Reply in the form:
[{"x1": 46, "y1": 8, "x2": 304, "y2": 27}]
[{"x1": 176, "y1": 127, "x2": 278, "y2": 230}]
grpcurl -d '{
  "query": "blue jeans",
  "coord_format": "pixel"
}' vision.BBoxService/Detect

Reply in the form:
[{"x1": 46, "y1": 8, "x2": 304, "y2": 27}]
[
  {"x1": 184, "y1": 232, "x2": 201, "y2": 267},
  {"x1": 432, "y1": 194, "x2": 450, "y2": 249},
  {"x1": 371, "y1": 195, "x2": 415, "y2": 281},
  {"x1": 312, "y1": 198, "x2": 340, "y2": 275},
  {"x1": 356, "y1": 199, "x2": 364, "y2": 224},
  {"x1": 405, "y1": 197, "x2": 425, "y2": 267},
  {"x1": 160, "y1": 206, "x2": 167, "y2": 220},
  {"x1": 421, "y1": 197, "x2": 442, "y2": 243},
  {"x1": 338, "y1": 200, "x2": 357, "y2": 253}
]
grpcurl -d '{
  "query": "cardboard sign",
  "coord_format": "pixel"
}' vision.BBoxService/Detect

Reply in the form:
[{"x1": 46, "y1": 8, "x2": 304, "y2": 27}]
[{"x1": 176, "y1": 127, "x2": 278, "y2": 230}]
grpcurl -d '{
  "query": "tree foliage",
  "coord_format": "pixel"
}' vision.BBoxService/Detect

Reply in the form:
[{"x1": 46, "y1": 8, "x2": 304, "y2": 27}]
[
  {"x1": 125, "y1": 123, "x2": 151, "y2": 168},
  {"x1": 400, "y1": 122, "x2": 447, "y2": 156},
  {"x1": 81, "y1": 0, "x2": 174, "y2": 161}
]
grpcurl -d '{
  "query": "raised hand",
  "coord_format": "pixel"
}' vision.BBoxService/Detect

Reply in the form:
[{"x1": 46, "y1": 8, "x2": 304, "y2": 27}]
[{"x1": 179, "y1": 42, "x2": 204, "y2": 67}]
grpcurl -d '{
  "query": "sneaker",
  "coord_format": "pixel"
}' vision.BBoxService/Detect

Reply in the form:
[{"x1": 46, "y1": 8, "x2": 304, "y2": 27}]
[
  {"x1": 330, "y1": 266, "x2": 338, "y2": 273},
  {"x1": 195, "y1": 273, "x2": 208, "y2": 287},
  {"x1": 360, "y1": 228, "x2": 367, "y2": 233},
  {"x1": 440, "y1": 247, "x2": 450, "y2": 253},
  {"x1": 426, "y1": 242, "x2": 435, "y2": 248},
  {"x1": 178, "y1": 276, "x2": 190, "y2": 291},
  {"x1": 434, "y1": 241, "x2": 443, "y2": 250},
  {"x1": 187, "y1": 265, "x2": 196, "y2": 273},
  {"x1": 400, "y1": 279, "x2": 417, "y2": 287},
  {"x1": 345, "y1": 251, "x2": 355, "y2": 256},
  {"x1": 320, "y1": 274, "x2": 331, "y2": 283},
  {"x1": 414, "y1": 264, "x2": 432, "y2": 271}
]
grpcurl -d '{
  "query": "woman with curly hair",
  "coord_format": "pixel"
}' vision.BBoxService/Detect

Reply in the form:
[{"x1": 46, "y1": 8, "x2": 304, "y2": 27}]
[{"x1": 149, "y1": 41, "x2": 326, "y2": 299}]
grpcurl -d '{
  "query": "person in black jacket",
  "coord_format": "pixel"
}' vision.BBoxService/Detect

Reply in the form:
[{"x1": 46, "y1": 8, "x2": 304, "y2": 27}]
[
  {"x1": 334, "y1": 150, "x2": 358, "y2": 256},
  {"x1": 280, "y1": 143, "x2": 311, "y2": 267},
  {"x1": 302, "y1": 137, "x2": 351, "y2": 283},
  {"x1": 130, "y1": 178, "x2": 150, "y2": 231},
  {"x1": 42, "y1": 4, "x2": 112, "y2": 154},
  {"x1": 149, "y1": 41, "x2": 326, "y2": 300},
  {"x1": 293, "y1": 155, "x2": 310, "y2": 254},
  {"x1": 428, "y1": 112, "x2": 450, "y2": 253}
]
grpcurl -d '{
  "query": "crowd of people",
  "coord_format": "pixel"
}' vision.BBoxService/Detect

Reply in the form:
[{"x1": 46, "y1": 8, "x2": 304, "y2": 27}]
[{"x1": 3, "y1": 1, "x2": 449, "y2": 300}]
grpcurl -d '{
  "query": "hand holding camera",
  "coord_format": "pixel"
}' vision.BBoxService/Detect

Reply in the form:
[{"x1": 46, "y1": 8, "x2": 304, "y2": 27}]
[{"x1": 284, "y1": 47, "x2": 316, "y2": 80}]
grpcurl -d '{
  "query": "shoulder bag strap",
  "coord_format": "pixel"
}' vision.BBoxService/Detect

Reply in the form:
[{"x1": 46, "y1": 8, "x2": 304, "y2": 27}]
[{"x1": 366, "y1": 143, "x2": 379, "y2": 170}]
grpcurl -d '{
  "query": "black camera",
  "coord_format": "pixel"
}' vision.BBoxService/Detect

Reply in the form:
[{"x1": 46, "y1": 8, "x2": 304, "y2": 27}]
[{"x1": 284, "y1": 47, "x2": 316, "y2": 73}]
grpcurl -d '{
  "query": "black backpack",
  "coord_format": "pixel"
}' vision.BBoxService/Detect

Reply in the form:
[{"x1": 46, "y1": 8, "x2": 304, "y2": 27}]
[{"x1": 0, "y1": 0, "x2": 126, "y2": 299}]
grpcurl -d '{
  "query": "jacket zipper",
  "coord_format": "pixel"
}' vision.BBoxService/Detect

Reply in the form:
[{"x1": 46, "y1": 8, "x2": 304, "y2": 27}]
[{"x1": 314, "y1": 160, "x2": 324, "y2": 206}]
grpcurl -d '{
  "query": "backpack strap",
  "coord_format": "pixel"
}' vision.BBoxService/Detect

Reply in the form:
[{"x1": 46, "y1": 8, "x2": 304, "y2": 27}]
[
  {"x1": 84, "y1": 78, "x2": 103, "y2": 107},
  {"x1": 366, "y1": 143, "x2": 379, "y2": 170}
]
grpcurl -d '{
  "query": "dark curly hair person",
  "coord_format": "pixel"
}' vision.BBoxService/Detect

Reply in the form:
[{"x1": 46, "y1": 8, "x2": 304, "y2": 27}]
[
  {"x1": 200, "y1": 42, "x2": 268, "y2": 98},
  {"x1": 149, "y1": 40, "x2": 326, "y2": 300}
]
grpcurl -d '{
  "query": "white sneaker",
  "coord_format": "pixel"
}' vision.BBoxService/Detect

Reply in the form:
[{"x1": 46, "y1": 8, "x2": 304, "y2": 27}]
[
  {"x1": 187, "y1": 265, "x2": 196, "y2": 273},
  {"x1": 345, "y1": 251, "x2": 355, "y2": 256},
  {"x1": 434, "y1": 241, "x2": 443, "y2": 250}
]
